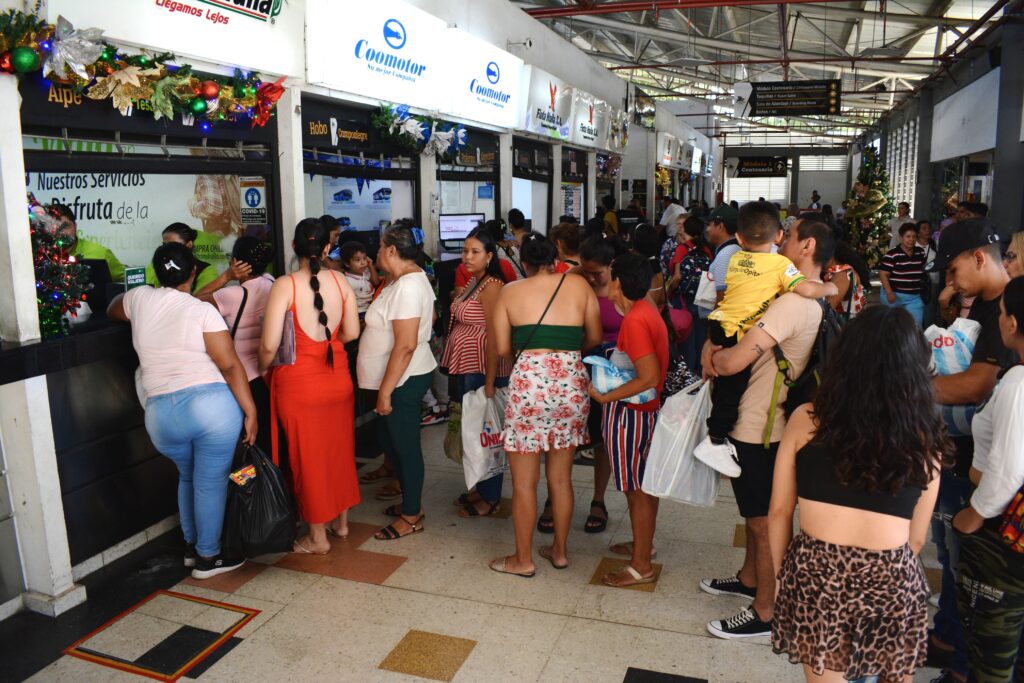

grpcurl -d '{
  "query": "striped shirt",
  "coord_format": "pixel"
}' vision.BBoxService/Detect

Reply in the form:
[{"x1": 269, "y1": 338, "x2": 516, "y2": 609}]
[
  {"x1": 880, "y1": 245, "x2": 926, "y2": 293},
  {"x1": 440, "y1": 277, "x2": 511, "y2": 377}
]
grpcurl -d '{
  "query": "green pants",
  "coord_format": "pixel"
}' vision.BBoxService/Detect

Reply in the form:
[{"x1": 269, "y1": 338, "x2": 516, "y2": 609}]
[
  {"x1": 956, "y1": 525, "x2": 1024, "y2": 683},
  {"x1": 376, "y1": 372, "x2": 433, "y2": 517}
]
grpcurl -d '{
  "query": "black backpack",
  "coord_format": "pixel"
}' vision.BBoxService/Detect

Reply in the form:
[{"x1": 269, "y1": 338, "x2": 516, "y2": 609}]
[{"x1": 761, "y1": 299, "x2": 844, "y2": 445}]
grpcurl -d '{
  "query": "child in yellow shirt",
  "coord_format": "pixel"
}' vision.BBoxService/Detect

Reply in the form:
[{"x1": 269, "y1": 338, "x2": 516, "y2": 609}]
[{"x1": 695, "y1": 202, "x2": 836, "y2": 476}]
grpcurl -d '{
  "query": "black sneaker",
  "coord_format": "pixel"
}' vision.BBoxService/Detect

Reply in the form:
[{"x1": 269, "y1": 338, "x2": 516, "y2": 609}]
[
  {"x1": 184, "y1": 544, "x2": 197, "y2": 569},
  {"x1": 707, "y1": 606, "x2": 772, "y2": 640},
  {"x1": 191, "y1": 555, "x2": 245, "y2": 580},
  {"x1": 699, "y1": 574, "x2": 757, "y2": 599}
]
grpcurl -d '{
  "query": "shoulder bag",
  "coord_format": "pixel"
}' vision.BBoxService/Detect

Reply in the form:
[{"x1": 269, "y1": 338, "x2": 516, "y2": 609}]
[{"x1": 230, "y1": 284, "x2": 249, "y2": 339}]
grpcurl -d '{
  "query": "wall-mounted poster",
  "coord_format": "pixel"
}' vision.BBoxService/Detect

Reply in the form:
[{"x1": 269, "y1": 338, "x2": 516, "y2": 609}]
[
  {"x1": 322, "y1": 177, "x2": 393, "y2": 231},
  {"x1": 561, "y1": 182, "x2": 583, "y2": 220}
]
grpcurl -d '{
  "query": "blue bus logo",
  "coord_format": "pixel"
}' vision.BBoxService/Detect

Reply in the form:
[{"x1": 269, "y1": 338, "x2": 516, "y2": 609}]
[
  {"x1": 383, "y1": 19, "x2": 406, "y2": 49},
  {"x1": 486, "y1": 61, "x2": 500, "y2": 84}
]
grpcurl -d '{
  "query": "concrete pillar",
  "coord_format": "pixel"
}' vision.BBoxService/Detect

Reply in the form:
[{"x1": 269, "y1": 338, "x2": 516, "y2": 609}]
[
  {"x1": 498, "y1": 132, "x2": 513, "y2": 225},
  {"x1": 550, "y1": 143, "x2": 563, "y2": 228},
  {"x1": 0, "y1": 78, "x2": 40, "y2": 343},
  {"x1": 991, "y1": 22, "x2": 1024, "y2": 237},
  {"x1": 0, "y1": 76, "x2": 85, "y2": 617},
  {"x1": 913, "y1": 88, "x2": 941, "y2": 222},
  {"x1": 419, "y1": 152, "x2": 439, "y2": 257},
  {"x1": 2, "y1": 379, "x2": 85, "y2": 616},
  {"x1": 789, "y1": 156, "x2": 801, "y2": 206},
  {"x1": 277, "y1": 87, "x2": 304, "y2": 267},
  {"x1": 586, "y1": 151, "x2": 597, "y2": 222}
]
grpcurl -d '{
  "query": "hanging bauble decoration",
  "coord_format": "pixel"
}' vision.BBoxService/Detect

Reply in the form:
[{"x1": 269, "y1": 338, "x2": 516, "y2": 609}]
[
  {"x1": 10, "y1": 45, "x2": 40, "y2": 72},
  {"x1": 188, "y1": 97, "x2": 208, "y2": 115},
  {"x1": 42, "y1": 15, "x2": 104, "y2": 81},
  {"x1": 199, "y1": 79, "x2": 220, "y2": 99},
  {"x1": 0, "y1": 51, "x2": 12, "y2": 73}
]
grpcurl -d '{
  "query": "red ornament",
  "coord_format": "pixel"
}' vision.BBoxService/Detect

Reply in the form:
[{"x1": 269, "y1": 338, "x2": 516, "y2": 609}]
[
  {"x1": 251, "y1": 76, "x2": 285, "y2": 128},
  {"x1": 0, "y1": 51, "x2": 12, "y2": 74},
  {"x1": 199, "y1": 80, "x2": 220, "y2": 99}
]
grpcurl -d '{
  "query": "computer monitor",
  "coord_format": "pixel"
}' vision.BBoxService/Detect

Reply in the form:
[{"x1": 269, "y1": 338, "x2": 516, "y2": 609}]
[{"x1": 438, "y1": 213, "x2": 485, "y2": 247}]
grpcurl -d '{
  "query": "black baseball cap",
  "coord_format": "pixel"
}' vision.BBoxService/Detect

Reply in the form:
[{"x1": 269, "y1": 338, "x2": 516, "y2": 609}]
[{"x1": 932, "y1": 218, "x2": 1000, "y2": 271}]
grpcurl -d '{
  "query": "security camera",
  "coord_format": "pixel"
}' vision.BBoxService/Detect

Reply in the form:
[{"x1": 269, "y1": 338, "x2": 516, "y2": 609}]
[
  {"x1": 525, "y1": 38, "x2": 533, "y2": 49},
  {"x1": 507, "y1": 38, "x2": 533, "y2": 50}
]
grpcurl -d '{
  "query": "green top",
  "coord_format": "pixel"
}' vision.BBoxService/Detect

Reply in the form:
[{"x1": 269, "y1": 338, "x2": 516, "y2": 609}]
[
  {"x1": 512, "y1": 324, "x2": 584, "y2": 351},
  {"x1": 145, "y1": 259, "x2": 220, "y2": 291},
  {"x1": 72, "y1": 238, "x2": 125, "y2": 282}
]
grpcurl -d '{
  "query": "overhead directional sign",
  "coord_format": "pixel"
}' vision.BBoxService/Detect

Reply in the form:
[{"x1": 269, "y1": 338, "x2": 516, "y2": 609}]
[
  {"x1": 734, "y1": 80, "x2": 841, "y2": 118},
  {"x1": 735, "y1": 156, "x2": 789, "y2": 178}
]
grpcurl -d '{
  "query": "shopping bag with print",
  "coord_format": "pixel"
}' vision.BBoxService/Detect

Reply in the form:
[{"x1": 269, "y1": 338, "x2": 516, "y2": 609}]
[
  {"x1": 222, "y1": 442, "x2": 296, "y2": 557},
  {"x1": 461, "y1": 387, "x2": 509, "y2": 489},
  {"x1": 583, "y1": 354, "x2": 657, "y2": 405},
  {"x1": 444, "y1": 402, "x2": 464, "y2": 464},
  {"x1": 641, "y1": 380, "x2": 719, "y2": 506},
  {"x1": 694, "y1": 270, "x2": 718, "y2": 311},
  {"x1": 925, "y1": 318, "x2": 982, "y2": 436}
]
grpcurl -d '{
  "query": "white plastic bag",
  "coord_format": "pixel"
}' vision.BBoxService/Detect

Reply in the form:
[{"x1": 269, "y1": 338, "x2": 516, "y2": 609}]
[
  {"x1": 583, "y1": 355, "x2": 657, "y2": 405},
  {"x1": 641, "y1": 380, "x2": 719, "y2": 506},
  {"x1": 925, "y1": 318, "x2": 982, "y2": 436},
  {"x1": 694, "y1": 270, "x2": 718, "y2": 311},
  {"x1": 461, "y1": 386, "x2": 509, "y2": 489}
]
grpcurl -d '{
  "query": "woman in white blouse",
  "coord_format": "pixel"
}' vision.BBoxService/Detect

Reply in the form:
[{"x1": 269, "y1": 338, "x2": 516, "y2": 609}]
[
  {"x1": 356, "y1": 225, "x2": 437, "y2": 541},
  {"x1": 952, "y1": 275, "x2": 1024, "y2": 681}
]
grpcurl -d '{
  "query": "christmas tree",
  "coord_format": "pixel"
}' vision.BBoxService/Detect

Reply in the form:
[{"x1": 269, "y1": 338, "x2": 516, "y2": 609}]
[
  {"x1": 846, "y1": 145, "x2": 896, "y2": 268},
  {"x1": 28, "y1": 202, "x2": 91, "y2": 338}
]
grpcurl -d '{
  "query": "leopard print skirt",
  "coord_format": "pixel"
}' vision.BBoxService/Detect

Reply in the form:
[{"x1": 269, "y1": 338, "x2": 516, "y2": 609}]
[{"x1": 771, "y1": 532, "x2": 929, "y2": 682}]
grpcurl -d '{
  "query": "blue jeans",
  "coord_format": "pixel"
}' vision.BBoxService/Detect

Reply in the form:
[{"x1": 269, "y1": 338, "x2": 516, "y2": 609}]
[
  {"x1": 456, "y1": 373, "x2": 508, "y2": 504},
  {"x1": 887, "y1": 290, "x2": 925, "y2": 326},
  {"x1": 931, "y1": 470, "x2": 973, "y2": 677},
  {"x1": 145, "y1": 382, "x2": 242, "y2": 558}
]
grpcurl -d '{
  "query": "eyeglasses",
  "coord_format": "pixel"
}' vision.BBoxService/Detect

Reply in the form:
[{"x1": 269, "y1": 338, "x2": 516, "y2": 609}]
[{"x1": 1004, "y1": 251, "x2": 1017, "y2": 262}]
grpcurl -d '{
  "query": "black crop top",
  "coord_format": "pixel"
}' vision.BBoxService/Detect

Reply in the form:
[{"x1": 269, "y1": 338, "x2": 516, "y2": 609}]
[{"x1": 796, "y1": 442, "x2": 922, "y2": 520}]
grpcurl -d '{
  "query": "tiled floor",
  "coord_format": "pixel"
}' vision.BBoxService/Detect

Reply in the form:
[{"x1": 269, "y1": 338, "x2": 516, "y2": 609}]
[{"x1": 24, "y1": 426, "x2": 944, "y2": 683}]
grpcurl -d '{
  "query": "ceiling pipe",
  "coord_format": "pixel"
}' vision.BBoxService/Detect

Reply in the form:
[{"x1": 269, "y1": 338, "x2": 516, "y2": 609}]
[
  {"x1": 608, "y1": 55, "x2": 946, "y2": 69},
  {"x1": 528, "y1": 0, "x2": 853, "y2": 19}
]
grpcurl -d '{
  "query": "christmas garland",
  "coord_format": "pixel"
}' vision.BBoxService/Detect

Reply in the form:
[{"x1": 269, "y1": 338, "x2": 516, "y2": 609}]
[
  {"x1": 370, "y1": 103, "x2": 469, "y2": 159},
  {"x1": 0, "y1": 10, "x2": 284, "y2": 129}
]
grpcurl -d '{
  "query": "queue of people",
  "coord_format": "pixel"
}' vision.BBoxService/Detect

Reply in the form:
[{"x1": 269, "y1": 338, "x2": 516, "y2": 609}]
[{"x1": 109, "y1": 199, "x2": 1024, "y2": 683}]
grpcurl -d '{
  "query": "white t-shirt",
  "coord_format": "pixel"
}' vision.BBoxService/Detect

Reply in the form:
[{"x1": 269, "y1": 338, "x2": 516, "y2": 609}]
[
  {"x1": 970, "y1": 366, "x2": 1024, "y2": 518},
  {"x1": 356, "y1": 271, "x2": 437, "y2": 390},
  {"x1": 659, "y1": 203, "x2": 685, "y2": 237},
  {"x1": 344, "y1": 270, "x2": 373, "y2": 313},
  {"x1": 123, "y1": 286, "x2": 228, "y2": 398}
]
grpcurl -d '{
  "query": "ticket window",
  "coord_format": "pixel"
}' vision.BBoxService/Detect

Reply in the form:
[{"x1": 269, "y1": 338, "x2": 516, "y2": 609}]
[
  {"x1": 304, "y1": 176, "x2": 416, "y2": 229},
  {"x1": 512, "y1": 177, "x2": 550, "y2": 235}
]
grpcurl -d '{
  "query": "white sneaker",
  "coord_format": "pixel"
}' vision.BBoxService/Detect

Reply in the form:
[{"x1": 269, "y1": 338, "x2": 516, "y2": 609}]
[{"x1": 694, "y1": 436, "x2": 741, "y2": 478}]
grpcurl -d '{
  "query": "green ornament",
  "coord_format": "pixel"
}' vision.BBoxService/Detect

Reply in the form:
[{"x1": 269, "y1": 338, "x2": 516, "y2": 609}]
[
  {"x1": 11, "y1": 46, "x2": 41, "y2": 73},
  {"x1": 188, "y1": 98, "x2": 208, "y2": 115}
]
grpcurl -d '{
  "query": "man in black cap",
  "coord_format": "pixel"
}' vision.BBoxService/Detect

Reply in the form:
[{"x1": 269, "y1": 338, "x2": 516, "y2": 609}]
[{"x1": 927, "y1": 218, "x2": 1016, "y2": 682}]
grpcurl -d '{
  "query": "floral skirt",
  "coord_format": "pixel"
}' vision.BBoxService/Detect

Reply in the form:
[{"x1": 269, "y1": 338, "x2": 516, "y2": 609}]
[
  {"x1": 771, "y1": 532, "x2": 929, "y2": 682},
  {"x1": 502, "y1": 351, "x2": 589, "y2": 453}
]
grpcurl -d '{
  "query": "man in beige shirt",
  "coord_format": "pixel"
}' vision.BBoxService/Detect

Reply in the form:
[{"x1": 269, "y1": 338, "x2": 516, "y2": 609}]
[{"x1": 697, "y1": 216, "x2": 833, "y2": 640}]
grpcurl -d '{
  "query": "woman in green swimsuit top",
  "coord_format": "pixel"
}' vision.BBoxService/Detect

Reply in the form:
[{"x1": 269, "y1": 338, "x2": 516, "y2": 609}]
[{"x1": 488, "y1": 232, "x2": 602, "y2": 578}]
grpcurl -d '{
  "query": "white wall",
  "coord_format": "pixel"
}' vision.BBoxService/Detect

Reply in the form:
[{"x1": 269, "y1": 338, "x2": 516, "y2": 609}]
[{"x1": 795, "y1": 171, "x2": 847, "y2": 209}]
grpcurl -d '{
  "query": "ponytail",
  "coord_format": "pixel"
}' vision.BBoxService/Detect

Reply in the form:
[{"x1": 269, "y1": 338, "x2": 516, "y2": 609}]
[{"x1": 294, "y1": 218, "x2": 334, "y2": 367}]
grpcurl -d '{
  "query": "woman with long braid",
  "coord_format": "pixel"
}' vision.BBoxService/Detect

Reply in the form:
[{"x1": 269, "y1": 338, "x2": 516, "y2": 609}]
[{"x1": 260, "y1": 218, "x2": 361, "y2": 555}]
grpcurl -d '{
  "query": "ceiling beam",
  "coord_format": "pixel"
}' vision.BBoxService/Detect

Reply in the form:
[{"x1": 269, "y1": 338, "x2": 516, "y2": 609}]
[{"x1": 525, "y1": 0, "x2": 852, "y2": 19}]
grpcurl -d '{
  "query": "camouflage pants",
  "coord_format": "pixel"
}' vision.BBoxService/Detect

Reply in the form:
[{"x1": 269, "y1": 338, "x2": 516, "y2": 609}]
[{"x1": 956, "y1": 525, "x2": 1024, "y2": 683}]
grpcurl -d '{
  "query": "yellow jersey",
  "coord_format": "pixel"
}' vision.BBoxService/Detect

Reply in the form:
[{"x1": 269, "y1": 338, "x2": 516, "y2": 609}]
[{"x1": 708, "y1": 250, "x2": 805, "y2": 338}]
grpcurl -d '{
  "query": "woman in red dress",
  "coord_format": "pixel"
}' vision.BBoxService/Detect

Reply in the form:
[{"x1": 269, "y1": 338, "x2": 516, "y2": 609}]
[{"x1": 259, "y1": 218, "x2": 361, "y2": 554}]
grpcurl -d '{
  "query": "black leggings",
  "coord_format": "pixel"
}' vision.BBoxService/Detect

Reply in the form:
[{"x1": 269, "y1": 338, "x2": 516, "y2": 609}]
[{"x1": 706, "y1": 320, "x2": 752, "y2": 441}]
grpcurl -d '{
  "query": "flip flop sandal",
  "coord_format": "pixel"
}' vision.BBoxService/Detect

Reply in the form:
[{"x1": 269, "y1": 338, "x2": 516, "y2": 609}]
[
  {"x1": 459, "y1": 500, "x2": 500, "y2": 518},
  {"x1": 375, "y1": 516, "x2": 424, "y2": 541},
  {"x1": 453, "y1": 492, "x2": 481, "y2": 507},
  {"x1": 326, "y1": 527, "x2": 349, "y2": 540},
  {"x1": 539, "y1": 546, "x2": 569, "y2": 570},
  {"x1": 359, "y1": 465, "x2": 391, "y2": 483},
  {"x1": 292, "y1": 539, "x2": 329, "y2": 555},
  {"x1": 488, "y1": 557, "x2": 535, "y2": 578},
  {"x1": 609, "y1": 542, "x2": 657, "y2": 559},
  {"x1": 375, "y1": 484, "x2": 402, "y2": 501},
  {"x1": 536, "y1": 499, "x2": 555, "y2": 534},
  {"x1": 602, "y1": 565, "x2": 656, "y2": 588},
  {"x1": 584, "y1": 500, "x2": 608, "y2": 534}
]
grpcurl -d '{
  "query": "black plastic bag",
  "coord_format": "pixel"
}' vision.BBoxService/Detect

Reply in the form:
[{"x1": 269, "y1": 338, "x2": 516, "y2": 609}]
[{"x1": 222, "y1": 442, "x2": 296, "y2": 557}]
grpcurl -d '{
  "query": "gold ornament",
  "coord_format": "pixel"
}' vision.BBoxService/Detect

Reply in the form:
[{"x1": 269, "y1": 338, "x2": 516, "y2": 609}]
[{"x1": 87, "y1": 65, "x2": 161, "y2": 114}]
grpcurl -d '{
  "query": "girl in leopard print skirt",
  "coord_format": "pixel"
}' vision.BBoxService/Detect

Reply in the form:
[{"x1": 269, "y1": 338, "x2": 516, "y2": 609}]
[{"x1": 767, "y1": 306, "x2": 952, "y2": 682}]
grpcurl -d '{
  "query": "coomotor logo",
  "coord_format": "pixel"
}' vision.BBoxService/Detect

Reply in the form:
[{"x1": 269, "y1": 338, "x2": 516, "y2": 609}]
[
  {"x1": 470, "y1": 61, "x2": 512, "y2": 106},
  {"x1": 486, "y1": 61, "x2": 500, "y2": 84},
  {"x1": 383, "y1": 19, "x2": 406, "y2": 49}
]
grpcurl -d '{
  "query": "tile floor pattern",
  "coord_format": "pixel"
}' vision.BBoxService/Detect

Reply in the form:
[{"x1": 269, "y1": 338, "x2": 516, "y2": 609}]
[{"x1": 30, "y1": 426, "x2": 946, "y2": 683}]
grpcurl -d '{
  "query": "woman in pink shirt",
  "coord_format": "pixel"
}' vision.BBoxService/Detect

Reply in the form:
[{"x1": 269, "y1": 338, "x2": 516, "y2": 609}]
[{"x1": 197, "y1": 237, "x2": 275, "y2": 454}]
